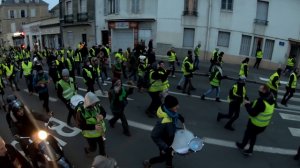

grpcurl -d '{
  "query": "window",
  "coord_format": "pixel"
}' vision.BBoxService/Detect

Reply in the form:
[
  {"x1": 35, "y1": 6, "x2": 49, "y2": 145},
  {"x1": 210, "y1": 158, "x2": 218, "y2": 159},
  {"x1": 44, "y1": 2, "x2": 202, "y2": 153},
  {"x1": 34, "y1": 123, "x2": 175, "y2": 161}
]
[
  {"x1": 183, "y1": 28, "x2": 195, "y2": 48},
  {"x1": 66, "y1": 1, "x2": 73, "y2": 15},
  {"x1": 11, "y1": 23, "x2": 16, "y2": 33},
  {"x1": 79, "y1": 0, "x2": 87, "y2": 13},
  {"x1": 21, "y1": 10, "x2": 26, "y2": 17},
  {"x1": 131, "y1": 0, "x2": 140, "y2": 14},
  {"x1": 255, "y1": 0, "x2": 269, "y2": 25},
  {"x1": 183, "y1": 0, "x2": 198, "y2": 16},
  {"x1": 264, "y1": 39, "x2": 274, "y2": 60},
  {"x1": 67, "y1": 31, "x2": 73, "y2": 46},
  {"x1": 239, "y1": 35, "x2": 252, "y2": 56},
  {"x1": 106, "y1": 0, "x2": 119, "y2": 14},
  {"x1": 138, "y1": 29, "x2": 151, "y2": 45},
  {"x1": 221, "y1": 0, "x2": 233, "y2": 11},
  {"x1": 217, "y1": 31, "x2": 230, "y2": 47},
  {"x1": 10, "y1": 10, "x2": 15, "y2": 18},
  {"x1": 30, "y1": 8, "x2": 36, "y2": 17}
]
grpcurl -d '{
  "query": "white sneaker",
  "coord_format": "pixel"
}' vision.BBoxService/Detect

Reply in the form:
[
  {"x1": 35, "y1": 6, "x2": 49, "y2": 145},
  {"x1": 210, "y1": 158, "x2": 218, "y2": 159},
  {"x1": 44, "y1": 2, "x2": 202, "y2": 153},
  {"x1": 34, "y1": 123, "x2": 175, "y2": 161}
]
[
  {"x1": 103, "y1": 83, "x2": 107, "y2": 86},
  {"x1": 172, "y1": 75, "x2": 176, "y2": 78},
  {"x1": 106, "y1": 77, "x2": 111, "y2": 81}
]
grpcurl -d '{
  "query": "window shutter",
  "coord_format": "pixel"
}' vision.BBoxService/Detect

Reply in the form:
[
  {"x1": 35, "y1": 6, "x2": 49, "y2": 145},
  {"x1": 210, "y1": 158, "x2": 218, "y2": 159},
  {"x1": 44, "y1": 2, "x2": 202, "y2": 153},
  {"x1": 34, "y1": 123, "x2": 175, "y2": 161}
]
[
  {"x1": 239, "y1": 35, "x2": 252, "y2": 56},
  {"x1": 116, "y1": 0, "x2": 120, "y2": 14}
]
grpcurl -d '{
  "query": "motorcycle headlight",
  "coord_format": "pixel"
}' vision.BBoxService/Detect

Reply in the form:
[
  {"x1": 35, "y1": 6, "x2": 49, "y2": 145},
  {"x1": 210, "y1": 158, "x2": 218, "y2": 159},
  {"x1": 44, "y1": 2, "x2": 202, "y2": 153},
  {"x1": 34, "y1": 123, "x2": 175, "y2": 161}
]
[{"x1": 37, "y1": 130, "x2": 48, "y2": 140}]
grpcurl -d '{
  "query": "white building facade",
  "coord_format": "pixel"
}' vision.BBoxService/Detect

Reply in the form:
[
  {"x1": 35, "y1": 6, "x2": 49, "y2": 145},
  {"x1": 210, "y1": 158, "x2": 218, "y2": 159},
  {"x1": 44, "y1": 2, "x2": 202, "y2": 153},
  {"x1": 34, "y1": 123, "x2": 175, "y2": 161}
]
[{"x1": 95, "y1": 0, "x2": 300, "y2": 68}]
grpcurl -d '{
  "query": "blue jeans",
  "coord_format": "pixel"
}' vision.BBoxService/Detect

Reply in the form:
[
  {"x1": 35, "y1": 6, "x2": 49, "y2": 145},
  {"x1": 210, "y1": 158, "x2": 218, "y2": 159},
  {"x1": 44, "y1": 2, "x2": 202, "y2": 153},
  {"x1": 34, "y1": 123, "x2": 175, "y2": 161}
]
[{"x1": 204, "y1": 85, "x2": 220, "y2": 98}]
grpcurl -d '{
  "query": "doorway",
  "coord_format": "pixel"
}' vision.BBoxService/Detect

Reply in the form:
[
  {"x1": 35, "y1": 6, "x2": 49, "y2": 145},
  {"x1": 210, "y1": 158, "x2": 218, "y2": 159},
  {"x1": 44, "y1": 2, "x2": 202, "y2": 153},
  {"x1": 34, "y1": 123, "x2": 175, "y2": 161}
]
[
  {"x1": 289, "y1": 44, "x2": 300, "y2": 68},
  {"x1": 102, "y1": 30, "x2": 109, "y2": 46}
]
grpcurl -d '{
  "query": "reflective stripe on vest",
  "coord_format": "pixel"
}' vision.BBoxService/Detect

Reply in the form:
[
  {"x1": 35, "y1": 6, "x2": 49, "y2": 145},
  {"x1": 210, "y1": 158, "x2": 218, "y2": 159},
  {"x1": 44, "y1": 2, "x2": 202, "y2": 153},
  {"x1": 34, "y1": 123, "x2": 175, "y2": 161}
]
[
  {"x1": 75, "y1": 52, "x2": 81, "y2": 62},
  {"x1": 105, "y1": 47, "x2": 110, "y2": 57},
  {"x1": 81, "y1": 105, "x2": 106, "y2": 138},
  {"x1": 148, "y1": 70, "x2": 164, "y2": 92},
  {"x1": 181, "y1": 57, "x2": 194, "y2": 76},
  {"x1": 210, "y1": 71, "x2": 220, "y2": 87},
  {"x1": 267, "y1": 72, "x2": 279, "y2": 91},
  {"x1": 58, "y1": 78, "x2": 76, "y2": 100},
  {"x1": 230, "y1": 84, "x2": 246, "y2": 102},
  {"x1": 83, "y1": 68, "x2": 93, "y2": 82},
  {"x1": 250, "y1": 100, "x2": 275, "y2": 127},
  {"x1": 21, "y1": 62, "x2": 32, "y2": 76}
]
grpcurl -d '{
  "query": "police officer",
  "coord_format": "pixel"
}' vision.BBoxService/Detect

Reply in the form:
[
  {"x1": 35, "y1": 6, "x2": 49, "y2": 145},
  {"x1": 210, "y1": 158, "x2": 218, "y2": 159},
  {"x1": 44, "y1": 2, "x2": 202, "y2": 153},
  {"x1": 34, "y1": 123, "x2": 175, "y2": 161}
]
[
  {"x1": 281, "y1": 68, "x2": 298, "y2": 106},
  {"x1": 266, "y1": 68, "x2": 282, "y2": 106},
  {"x1": 217, "y1": 77, "x2": 247, "y2": 131},
  {"x1": 236, "y1": 84, "x2": 275, "y2": 156},
  {"x1": 76, "y1": 92, "x2": 107, "y2": 156},
  {"x1": 57, "y1": 69, "x2": 77, "y2": 125}
]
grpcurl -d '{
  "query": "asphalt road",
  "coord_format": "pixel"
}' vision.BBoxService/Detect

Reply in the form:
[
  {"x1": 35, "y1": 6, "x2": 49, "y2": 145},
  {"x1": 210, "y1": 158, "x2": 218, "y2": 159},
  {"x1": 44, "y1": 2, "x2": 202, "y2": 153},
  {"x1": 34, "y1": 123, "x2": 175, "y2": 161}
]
[{"x1": 0, "y1": 65, "x2": 300, "y2": 168}]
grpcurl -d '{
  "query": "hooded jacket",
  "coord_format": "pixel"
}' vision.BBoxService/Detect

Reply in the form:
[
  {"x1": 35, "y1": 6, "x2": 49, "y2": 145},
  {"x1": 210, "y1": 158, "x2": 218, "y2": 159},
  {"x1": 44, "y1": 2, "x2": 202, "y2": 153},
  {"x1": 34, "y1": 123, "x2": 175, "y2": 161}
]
[{"x1": 245, "y1": 92, "x2": 275, "y2": 118}]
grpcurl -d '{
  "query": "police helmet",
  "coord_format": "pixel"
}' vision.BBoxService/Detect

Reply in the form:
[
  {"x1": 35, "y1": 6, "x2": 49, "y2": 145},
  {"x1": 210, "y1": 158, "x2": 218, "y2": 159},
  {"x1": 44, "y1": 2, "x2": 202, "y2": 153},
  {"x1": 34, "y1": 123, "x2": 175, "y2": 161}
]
[{"x1": 11, "y1": 100, "x2": 24, "y2": 114}]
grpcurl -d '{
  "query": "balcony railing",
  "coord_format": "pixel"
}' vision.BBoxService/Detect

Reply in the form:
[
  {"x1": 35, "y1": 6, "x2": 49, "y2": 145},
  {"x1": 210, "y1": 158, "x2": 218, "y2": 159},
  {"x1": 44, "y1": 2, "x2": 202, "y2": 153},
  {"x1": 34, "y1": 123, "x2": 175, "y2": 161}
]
[
  {"x1": 64, "y1": 14, "x2": 74, "y2": 23},
  {"x1": 183, "y1": 10, "x2": 198, "y2": 16},
  {"x1": 254, "y1": 19, "x2": 268, "y2": 26},
  {"x1": 77, "y1": 12, "x2": 88, "y2": 22}
]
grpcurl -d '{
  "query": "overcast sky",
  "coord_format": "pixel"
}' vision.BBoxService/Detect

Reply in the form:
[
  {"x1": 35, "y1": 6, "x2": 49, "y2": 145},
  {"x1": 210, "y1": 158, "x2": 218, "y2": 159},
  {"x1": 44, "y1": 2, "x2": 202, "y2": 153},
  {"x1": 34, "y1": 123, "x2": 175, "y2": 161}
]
[{"x1": 44, "y1": 0, "x2": 58, "y2": 10}]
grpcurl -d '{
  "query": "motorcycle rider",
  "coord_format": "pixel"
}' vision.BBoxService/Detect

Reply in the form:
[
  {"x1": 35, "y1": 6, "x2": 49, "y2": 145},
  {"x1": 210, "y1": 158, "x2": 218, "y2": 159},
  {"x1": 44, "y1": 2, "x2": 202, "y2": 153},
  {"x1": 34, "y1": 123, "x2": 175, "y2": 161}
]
[{"x1": 7, "y1": 97, "x2": 52, "y2": 168}]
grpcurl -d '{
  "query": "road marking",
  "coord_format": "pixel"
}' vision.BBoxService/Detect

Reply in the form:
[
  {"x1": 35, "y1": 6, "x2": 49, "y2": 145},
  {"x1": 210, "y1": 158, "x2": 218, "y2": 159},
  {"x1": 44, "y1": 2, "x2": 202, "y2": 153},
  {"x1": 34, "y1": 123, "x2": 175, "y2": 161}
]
[
  {"x1": 288, "y1": 128, "x2": 300, "y2": 138},
  {"x1": 109, "y1": 114, "x2": 297, "y2": 155},
  {"x1": 259, "y1": 77, "x2": 288, "y2": 85},
  {"x1": 278, "y1": 95, "x2": 300, "y2": 102},
  {"x1": 77, "y1": 87, "x2": 134, "y2": 100},
  {"x1": 279, "y1": 113, "x2": 300, "y2": 122},
  {"x1": 23, "y1": 89, "x2": 58, "y2": 102},
  {"x1": 278, "y1": 89, "x2": 300, "y2": 96},
  {"x1": 277, "y1": 104, "x2": 300, "y2": 111}
]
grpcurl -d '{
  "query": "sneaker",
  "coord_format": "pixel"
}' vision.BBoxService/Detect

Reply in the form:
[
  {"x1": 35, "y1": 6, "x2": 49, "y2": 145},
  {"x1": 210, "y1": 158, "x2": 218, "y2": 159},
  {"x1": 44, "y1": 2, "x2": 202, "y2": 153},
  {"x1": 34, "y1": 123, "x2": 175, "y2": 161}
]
[
  {"x1": 215, "y1": 98, "x2": 221, "y2": 102},
  {"x1": 108, "y1": 120, "x2": 115, "y2": 128},
  {"x1": 191, "y1": 87, "x2": 196, "y2": 91},
  {"x1": 294, "y1": 154, "x2": 300, "y2": 160},
  {"x1": 123, "y1": 131, "x2": 131, "y2": 137},
  {"x1": 172, "y1": 75, "x2": 176, "y2": 78},
  {"x1": 106, "y1": 77, "x2": 111, "y2": 81},
  {"x1": 143, "y1": 160, "x2": 152, "y2": 168},
  {"x1": 224, "y1": 125, "x2": 235, "y2": 131},
  {"x1": 102, "y1": 83, "x2": 108, "y2": 86},
  {"x1": 200, "y1": 95, "x2": 205, "y2": 100},
  {"x1": 176, "y1": 85, "x2": 182, "y2": 90},
  {"x1": 243, "y1": 149, "x2": 253, "y2": 157}
]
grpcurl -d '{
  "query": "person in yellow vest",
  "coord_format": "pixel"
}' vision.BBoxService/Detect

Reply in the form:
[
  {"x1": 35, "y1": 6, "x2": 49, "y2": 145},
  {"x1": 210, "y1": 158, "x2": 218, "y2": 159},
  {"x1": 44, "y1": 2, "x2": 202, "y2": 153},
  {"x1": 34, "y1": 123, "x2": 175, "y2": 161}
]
[
  {"x1": 20, "y1": 58, "x2": 33, "y2": 94},
  {"x1": 65, "y1": 48, "x2": 75, "y2": 79},
  {"x1": 143, "y1": 95, "x2": 184, "y2": 168},
  {"x1": 146, "y1": 61, "x2": 171, "y2": 118},
  {"x1": 3, "y1": 60, "x2": 20, "y2": 91},
  {"x1": 266, "y1": 68, "x2": 282, "y2": 106},
  {"x1": 89, "y1": 46, "x2": 96, "y2": 58},
  {"x1": 82, "y1": 59, "x2": 95, "y2": 92},
  {"x1": 217, "y1": 76, "x2": 248, "y2": 131},
  {"x1": 281, "y1": 68, "x2": 298, "y2": 106},
  {"x1": 201, "y1": 63, "x2": 225, "y2": 102},
  {"x1": 253, "y1": 48, "x2": 263, "y2": 69},
  {"x1": 194, "y1": 44, "x2": 201, "y2": 70},
  {"x1": 99, "y1": 45, "x2": 110, "y2": 81},
  {"x1": 55, "y1": 55, "x2": 65, "y2": 76},
  {"x1": 283, "y1": 55, "x2": 296, "y2": 75},
  {"x1": 57, "y1": 69, "x2": 78, "y2": 125},
  {"x1": 115, "y1": 48, "x2": 128, "y2": 79},
  {"x1": 236, "y1": 84, "x2": 275, "y2": 156},
  {"x1": 0, "y1": 76, "x2": 5, "y2": 110},
  {"x1": 209, "y1": 48, "x2": 219, "y2": 73},
  {"x1": 239, "y1": 58, "x2": 250, "y2": 78},
  {"x1": 76, "y1": 92, "x2": 107, "y2": 156},
  {"x1": 74, "y1": 48, "x2": 82, "y2": 76},
  {"x1": 137, "y1": 55, "x2": 149, "y2": 92},
  {"x1": 167, "y1": 47, "x2": 179, "y2": 78},
  {"x1": 91, "y1": 57, "x2": 106, "y2": 95},
  {"x1": 181, "y1": 50, "x2": 195, "y2": 95}
]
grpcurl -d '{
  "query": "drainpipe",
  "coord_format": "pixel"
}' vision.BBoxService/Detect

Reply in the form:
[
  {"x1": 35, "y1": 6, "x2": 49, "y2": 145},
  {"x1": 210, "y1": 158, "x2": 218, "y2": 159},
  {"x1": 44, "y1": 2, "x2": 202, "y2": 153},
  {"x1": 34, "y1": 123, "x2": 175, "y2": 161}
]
[{"x1": 204, "y1": 0, "x2": 212, "y2": 61}]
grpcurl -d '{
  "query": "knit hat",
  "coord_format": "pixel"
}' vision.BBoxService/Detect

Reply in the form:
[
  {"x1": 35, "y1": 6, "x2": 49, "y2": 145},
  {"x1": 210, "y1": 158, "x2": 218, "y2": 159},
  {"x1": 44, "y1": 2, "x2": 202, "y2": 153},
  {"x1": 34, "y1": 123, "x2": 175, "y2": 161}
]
[
  {"x1": 62, "y1": 69, "x2": 69, "y2": 77},
  {"x1": 164, "y1": 95, "x2": 179, "y2": 109},
  {"x1": 91, "y1": 155, "x2": 117, "y2": 168},
  {"x1": 84, "y1": 92, "x2": 100, "y2": 108}
]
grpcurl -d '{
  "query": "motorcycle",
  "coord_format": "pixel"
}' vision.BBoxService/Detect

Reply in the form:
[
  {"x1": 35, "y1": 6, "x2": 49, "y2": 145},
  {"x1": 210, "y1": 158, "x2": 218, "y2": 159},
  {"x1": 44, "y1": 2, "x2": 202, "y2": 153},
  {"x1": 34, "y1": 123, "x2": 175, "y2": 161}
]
[{"x1": 19, "y1": 128, "x2": 72, "y2": 168}]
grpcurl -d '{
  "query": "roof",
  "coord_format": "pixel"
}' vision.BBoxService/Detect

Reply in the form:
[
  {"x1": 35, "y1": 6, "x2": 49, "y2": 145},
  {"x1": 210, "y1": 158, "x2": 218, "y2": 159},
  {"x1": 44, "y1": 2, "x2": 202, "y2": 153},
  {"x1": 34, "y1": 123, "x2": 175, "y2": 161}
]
[{"x1": 1, "y1": 0, "x2": 48, "y2": 6}]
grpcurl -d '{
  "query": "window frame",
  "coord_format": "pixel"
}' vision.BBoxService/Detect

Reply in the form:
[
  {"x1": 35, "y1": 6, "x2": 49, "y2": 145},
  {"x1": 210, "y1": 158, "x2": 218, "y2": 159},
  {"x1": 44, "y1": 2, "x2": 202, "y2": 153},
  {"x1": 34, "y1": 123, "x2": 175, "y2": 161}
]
[
  {"x1": 78, "y1": 0, "x2": 87, "y2": 13},
  {"x1": 183, "y1": 28, "x2": 195, "y2": 48},
  {"x1": 183, "y1": 0, "x2": 198, "y2": 16},
  {"x1": 217, "y1": 31, "x2": 231, "y2": 48},
  {"x1": 131, "y1": 0, "x2": 140, "y2": 14},
  {"x1": 221, "y1": 0, "x2": 233, "y2": 11},
  {"x1": 10, "y1": 10, "x2": 15, "y2": 19},
  {"x1": 20, "y1": 9, "x2": 26, "y2": 18}
]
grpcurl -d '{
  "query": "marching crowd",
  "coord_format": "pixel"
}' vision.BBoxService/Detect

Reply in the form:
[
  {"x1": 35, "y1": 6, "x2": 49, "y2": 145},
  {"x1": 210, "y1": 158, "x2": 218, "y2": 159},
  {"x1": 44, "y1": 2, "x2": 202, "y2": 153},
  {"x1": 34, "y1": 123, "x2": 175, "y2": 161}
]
[{"x1": 0, "y1": 40, "x2": 299, "y2": 168}]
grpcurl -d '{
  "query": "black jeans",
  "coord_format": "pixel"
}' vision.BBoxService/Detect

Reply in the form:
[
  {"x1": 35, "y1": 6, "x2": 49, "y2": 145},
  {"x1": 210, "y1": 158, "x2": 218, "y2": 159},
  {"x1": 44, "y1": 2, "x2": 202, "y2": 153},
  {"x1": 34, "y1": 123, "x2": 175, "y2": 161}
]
[
  {"x1": 86, "y1": 136, "x2": 106, "y2": 156},
  {"x1": 253, "y1": 58, "x2": 262, "y2": 69},
  {"x1": 149, "y1": 149, "x2": 173, "y2": 167},
  {"x1": 39, "y1": 92, "x2": 50, "y2": 113},
  {"x1": 282, "y1": 87, "x2": 295, "y2": 104},
  {"x1": 240, "y1": 120, "x2": 266, "y2": 152},
  {"x1": 218, "y1": 100, "x2": 241, "y2": 127},
  {"x1": 65, "y1": 101, "x2": 75, "y2": 124},
  {"x1": 146, "y1": 91, "x2": 162, "y2": 116},
  {"x1": 85, "y1": 81, "x2": 95, "y2": 93},
  {"x1": 24, "y1": 75, "x2": 33, "y2": 92},
  {"x1": 109, "y1": 110, "x2": 129, "y2": 133},
  {"x1": 169, "y1": 61, "x2": 175, "y2": 76}
]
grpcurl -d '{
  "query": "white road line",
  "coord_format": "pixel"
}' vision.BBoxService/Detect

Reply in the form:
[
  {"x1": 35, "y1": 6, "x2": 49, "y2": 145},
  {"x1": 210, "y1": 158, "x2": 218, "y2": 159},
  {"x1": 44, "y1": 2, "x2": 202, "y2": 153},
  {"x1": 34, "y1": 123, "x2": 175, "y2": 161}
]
[
  {"x1": 288, "y1": 128, "x2": 300, "y2": 138},
  {"x1": 111, "y1": 114, "x2": 296, "y2": 155},
  {"x1": 259, "y1": 77, "x2": 288, "y2": 85},
  {"x1": 276, "y1": 108, "x2": 300, "y2": 114},
  {"x1": 77, "y1": 87, "x2": 134, "y2": 100},
  {"x1": 277, "y1": 104, "x2": 300, "y2": 111},
  {"x1": 23, "y1": 89, "x2": 58, "y2": 102},
  {"x1": 278, "y1": 95, "x2": 300, "y2": 102},
  {"x1": 278, "y1": 90, "x2": 300, "y2": 96},
  {"x1": 279, "y1": 113, "x2": 300, "y2": 122}
]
